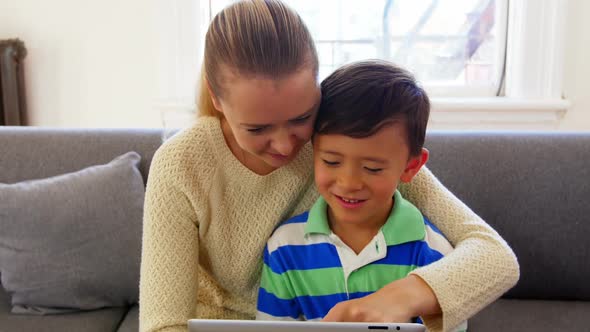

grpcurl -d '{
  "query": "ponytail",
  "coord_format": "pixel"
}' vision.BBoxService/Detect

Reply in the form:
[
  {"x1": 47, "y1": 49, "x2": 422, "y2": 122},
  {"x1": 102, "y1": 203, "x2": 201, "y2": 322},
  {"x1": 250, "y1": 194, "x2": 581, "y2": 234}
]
[{"x1": 197, "y1": 67, "x2": 220, "y2": 118}]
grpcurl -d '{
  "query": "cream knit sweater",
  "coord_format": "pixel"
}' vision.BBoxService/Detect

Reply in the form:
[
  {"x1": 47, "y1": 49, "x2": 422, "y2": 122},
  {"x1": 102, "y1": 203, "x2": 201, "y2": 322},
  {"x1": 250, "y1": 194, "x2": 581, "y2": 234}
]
[{"x1": 139, "y1": 117, "x2": 519, "y2": 332}]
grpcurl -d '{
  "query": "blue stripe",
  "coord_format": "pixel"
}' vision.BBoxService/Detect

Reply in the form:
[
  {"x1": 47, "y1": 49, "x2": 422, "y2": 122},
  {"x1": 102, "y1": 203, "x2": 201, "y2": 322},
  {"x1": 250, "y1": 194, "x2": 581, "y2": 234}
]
[
  {"x1": 257, "y1": 287, "x2": 301, "y2": 319},
  {"x1": 259, "y1": 288, "x2": 420, "y2": 321},
  {"x1": 374, "y1": 241, "x2": 444, "y2": 267},
  {"x1": 298, "y1": 293, "x2": 348, "y2": 319},
  {"x1": 270, "y1": 212, "x2": 309, "y2": 234},
  {"x1": 263, "y1": 245, "x2": 271, "y2": 265},
  {"x1": 423, "y1": 217, "x2": 444, "y2": 236},
  {"x1": 265, "y1": 243, "x2": 342, "y2": 274},
  {"x1": 348, "y1": 291, "x2": 373, "y2": 300},
  {"x1": 282, "y1": 212, "x2": 309, "y2": 225},
  {"x1": 298, "y1": 292, "x2": 373, "y2": 319},
  {"x1": 259, "y1": 292, "x2": 375, "y2": 320},
  {"x1": 265, "y1": 241, "x2": 443, "y2": 274}
]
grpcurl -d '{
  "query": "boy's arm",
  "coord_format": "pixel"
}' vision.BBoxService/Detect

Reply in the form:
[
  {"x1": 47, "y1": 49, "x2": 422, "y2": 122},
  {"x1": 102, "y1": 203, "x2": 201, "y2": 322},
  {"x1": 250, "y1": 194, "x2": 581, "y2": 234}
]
[
  {"x1": 256, "y1": 245, "x2": 303, "y2": 321},
  {"x1": 324, "y1": 167, "x2": 518, "y2": 332}
]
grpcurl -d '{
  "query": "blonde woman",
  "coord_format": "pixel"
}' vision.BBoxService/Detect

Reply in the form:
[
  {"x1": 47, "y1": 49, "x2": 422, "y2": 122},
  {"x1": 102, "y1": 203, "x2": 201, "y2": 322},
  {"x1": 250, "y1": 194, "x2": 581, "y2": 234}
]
[{"x1": 139, "y1": 1, "x2": 519, "y2": 331}]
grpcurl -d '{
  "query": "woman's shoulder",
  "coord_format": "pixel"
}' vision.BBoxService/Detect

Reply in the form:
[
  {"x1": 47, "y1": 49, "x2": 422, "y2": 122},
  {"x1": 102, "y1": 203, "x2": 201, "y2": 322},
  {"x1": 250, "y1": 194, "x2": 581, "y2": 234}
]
[{"x1": 151, "y1": 117, "x2": 220, "y2": 174}]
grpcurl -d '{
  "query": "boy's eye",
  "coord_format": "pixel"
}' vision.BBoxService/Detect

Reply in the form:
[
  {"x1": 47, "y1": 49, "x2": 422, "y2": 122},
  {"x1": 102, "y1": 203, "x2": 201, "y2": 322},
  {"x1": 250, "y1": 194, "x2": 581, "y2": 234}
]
[
  {"x1": 364, "y1": 167, "x2": 383, "y2": 173},
  {"x1": 322, "y1": 159, "x2": 340, "y2": 166}
]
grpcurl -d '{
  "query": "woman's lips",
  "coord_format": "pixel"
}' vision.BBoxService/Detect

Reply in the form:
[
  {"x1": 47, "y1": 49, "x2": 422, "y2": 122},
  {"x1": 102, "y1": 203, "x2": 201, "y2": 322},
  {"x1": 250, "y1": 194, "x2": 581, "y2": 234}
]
[{"x1": 268, "y1": 152, "x2": 289, "y2": 161}]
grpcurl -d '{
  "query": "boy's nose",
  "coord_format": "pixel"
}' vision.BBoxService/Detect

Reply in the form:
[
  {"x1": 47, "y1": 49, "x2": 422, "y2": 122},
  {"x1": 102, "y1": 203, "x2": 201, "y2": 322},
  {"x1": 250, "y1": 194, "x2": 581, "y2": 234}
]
[{"x1": 337, "y1": 171, "x2": 363, "y2": 192}]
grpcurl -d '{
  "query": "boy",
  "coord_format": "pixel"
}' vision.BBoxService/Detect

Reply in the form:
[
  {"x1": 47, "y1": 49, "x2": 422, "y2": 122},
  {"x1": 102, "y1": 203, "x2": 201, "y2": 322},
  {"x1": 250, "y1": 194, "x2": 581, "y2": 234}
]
[{"x1": 256, "y1": 60, "x2": 466, "y2": 331}]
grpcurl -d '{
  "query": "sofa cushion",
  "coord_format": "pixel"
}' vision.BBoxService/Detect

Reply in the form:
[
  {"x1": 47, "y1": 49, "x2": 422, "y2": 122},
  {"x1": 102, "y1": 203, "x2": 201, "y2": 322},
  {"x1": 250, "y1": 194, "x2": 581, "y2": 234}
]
[
  {"x1": 425, "y1": 133, "x2": 590, "y2": 301},
  {"x1": 116, "y1": 305, "x2": 138, "y2": 332},
  {"x1": 0, "y1": 127, "x2": 164, "y2": 185},
  {"x1": 0, "y1": 285, "x2": 129, "y2": 332},
  {"x1": 469, "y1": 298, "x2": 590, "y2": 332},
  {"x1": 0, "y1": 152, "x2": 144, "y2": 314}
]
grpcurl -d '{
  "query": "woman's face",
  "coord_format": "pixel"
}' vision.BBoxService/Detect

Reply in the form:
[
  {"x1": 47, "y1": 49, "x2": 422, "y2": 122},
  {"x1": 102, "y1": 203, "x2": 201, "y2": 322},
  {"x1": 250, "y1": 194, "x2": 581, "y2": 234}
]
[{"x1": 212, "y1": 67, "x2": 321, "y2": 174}]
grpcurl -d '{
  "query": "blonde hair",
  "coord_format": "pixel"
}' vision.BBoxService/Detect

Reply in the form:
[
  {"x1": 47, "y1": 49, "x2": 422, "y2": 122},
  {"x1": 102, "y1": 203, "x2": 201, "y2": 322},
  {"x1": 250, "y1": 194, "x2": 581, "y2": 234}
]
[{"x1": 198, "y1": 0, "x2": 318, "y2": 118}]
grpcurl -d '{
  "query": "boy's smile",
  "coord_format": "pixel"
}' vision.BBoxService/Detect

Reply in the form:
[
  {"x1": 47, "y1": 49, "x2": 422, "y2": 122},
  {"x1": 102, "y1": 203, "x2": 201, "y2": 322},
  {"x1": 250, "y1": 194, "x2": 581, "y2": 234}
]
[
  {"x1": 313, "y1": 122, "x2": 428, "y2": 234},
  {"x1": 334, "y1": 194, "x2": 367, "y2": 209}
]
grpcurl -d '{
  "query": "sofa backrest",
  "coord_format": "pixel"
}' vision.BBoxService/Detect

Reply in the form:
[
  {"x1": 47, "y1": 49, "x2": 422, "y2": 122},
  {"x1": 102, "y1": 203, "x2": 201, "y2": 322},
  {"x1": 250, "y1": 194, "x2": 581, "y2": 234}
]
[
  {"x1": 1, "y1": 128, "x2": 588, "y2": 302},
  {"x1": 425, "y1": 132, "x2": 590, "y2": 301},
  {"x1": 0, "y1": 127, "x2": 165, "y2": 184}
]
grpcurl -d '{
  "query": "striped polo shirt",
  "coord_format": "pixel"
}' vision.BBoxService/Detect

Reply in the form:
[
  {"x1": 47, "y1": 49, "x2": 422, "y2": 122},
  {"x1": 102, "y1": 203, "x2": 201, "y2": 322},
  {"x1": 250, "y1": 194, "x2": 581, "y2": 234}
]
[{"x1": 256, "y1": 190, "x2": 455, "y2": 321}]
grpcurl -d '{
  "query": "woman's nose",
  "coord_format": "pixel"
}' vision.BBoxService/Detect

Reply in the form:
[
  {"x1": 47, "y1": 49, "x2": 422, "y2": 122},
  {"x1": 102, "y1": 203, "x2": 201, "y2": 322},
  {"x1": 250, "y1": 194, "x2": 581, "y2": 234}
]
[{"x1": 271, "y1": 129, "x2": 296, "y2": 156}]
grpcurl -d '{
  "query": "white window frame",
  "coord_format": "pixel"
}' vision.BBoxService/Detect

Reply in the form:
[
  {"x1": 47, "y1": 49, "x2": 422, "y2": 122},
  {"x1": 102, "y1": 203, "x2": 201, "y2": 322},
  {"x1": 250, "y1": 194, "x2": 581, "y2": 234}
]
[
  {"x1": 154, "y1": 0, "x2": 204, "y2": 127},
  {"x1": 432, "y1": 0, "x2": 570, "y2": 128},
  {"x1": 420, "y1": 0, "x2": 509, "y2": 99},
  {"x1": 155, "y1": 0, "x2": 570, "y2": 129}
]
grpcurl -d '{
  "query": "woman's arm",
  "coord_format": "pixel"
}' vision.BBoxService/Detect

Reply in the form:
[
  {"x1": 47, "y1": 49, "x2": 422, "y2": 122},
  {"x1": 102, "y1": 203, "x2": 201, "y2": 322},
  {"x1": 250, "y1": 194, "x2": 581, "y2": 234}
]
[
  {"x1": 139, "y1": 148, "x2": 200, "y2": 332},
  {"x1": 403, "y1": 166, "x2": 519, "y2": 330},
  {"x1": 324, "y1": 167, "x2": 519, "y2": 332}
]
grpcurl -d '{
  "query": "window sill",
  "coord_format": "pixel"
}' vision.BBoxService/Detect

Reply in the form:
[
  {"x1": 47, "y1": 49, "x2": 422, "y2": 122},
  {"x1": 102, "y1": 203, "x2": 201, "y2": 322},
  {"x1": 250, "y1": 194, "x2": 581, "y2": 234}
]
[
  {"x1": 156, "y1": 97, "x2": 571, "y2": 130},
  {"x1": 430, "y1": 97, "x2": 570, "y2": 129}
]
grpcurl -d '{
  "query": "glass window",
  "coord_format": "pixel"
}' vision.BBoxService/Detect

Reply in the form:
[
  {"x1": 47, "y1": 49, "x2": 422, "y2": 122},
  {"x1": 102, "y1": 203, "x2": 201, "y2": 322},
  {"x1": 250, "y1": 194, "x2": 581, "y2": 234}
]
[{"x1": 207, "y1": 0, "x2": 507, "y2": 97}]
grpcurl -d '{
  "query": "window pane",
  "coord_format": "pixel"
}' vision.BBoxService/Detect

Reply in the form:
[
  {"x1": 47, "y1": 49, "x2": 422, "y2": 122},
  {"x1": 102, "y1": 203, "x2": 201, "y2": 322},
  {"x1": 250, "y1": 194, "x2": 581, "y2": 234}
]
[{"x1": 208, "y1": 0, "x2": 506, "y2": 96}]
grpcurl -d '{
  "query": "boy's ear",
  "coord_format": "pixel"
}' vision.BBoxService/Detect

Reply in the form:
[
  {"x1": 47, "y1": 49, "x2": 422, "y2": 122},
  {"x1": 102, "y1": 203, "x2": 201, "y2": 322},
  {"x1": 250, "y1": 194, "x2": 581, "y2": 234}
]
[
  {"x1": 400, "y1": 148, "x2": 429, "y2": 183},
  {"x1": 206, "y1": 80, "x2": 223, "y2": 113}
]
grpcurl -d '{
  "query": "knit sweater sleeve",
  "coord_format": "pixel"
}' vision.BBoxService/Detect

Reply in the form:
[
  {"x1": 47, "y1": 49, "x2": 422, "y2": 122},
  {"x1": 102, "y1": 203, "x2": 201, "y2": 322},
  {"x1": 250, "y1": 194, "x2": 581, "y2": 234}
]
[
  {"x1": 139, "y1": 144, "x2": 201, "y2": 332},
  {"x1": 399, "y1": 167, "x2": 519, "y2": 332}
]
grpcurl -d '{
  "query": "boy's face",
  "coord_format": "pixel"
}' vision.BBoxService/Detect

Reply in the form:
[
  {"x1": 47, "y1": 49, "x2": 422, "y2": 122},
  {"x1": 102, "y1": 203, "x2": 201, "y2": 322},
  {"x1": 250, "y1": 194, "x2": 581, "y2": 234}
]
[{"x1": 313, "y1": 123, "x2": 428, "y2": 228}]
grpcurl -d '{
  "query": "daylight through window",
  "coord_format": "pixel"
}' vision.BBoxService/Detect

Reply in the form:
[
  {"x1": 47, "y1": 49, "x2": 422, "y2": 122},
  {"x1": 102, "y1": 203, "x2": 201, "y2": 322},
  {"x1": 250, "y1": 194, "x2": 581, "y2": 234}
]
[{"x1": 208, "y1": 0, "x2": 508, "y2": 97}]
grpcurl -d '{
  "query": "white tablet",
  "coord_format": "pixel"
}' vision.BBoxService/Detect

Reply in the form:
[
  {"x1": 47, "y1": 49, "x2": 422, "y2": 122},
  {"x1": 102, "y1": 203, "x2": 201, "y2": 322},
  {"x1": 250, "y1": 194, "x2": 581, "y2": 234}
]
[{"x1": 188, "y1": 319, "x2": 426, "y2": 332}]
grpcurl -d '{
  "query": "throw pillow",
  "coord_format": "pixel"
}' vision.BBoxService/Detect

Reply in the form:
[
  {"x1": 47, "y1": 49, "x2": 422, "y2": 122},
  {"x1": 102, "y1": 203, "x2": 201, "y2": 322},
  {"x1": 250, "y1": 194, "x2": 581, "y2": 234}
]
[{"x1": 0, "y1": 152, "x2": 144, "y2": 314}]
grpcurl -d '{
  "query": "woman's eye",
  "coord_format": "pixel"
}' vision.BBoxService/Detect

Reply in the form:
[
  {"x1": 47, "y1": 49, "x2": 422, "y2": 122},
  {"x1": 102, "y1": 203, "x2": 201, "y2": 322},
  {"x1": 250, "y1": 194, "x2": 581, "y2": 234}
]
[
  {"x1": 365, "y1": 167, "x2": 383, "y2": 173},
  {"x1": 322, "y1": 159, "x2": 340, "y2": 166},
  {"x1": 291, "y1": 115, "x2": 311, "y2": 124},
  {"x1": 247, "y1": 127, "x2": 265, "y2": 134}
]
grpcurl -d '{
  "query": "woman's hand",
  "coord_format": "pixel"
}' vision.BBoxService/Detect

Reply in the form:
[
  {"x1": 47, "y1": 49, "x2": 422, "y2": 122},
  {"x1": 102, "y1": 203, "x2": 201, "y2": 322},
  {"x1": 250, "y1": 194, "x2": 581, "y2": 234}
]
[{"x1": 322, "y1": 275, "x2": 441, "y2": 322}]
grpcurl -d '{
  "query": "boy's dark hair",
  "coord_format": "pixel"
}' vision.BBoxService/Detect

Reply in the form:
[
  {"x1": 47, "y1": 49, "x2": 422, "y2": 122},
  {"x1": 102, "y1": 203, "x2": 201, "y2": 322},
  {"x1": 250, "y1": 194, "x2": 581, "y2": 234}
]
[{"x1": 315, "y1": 60, "x2": 430, "y2": 157}]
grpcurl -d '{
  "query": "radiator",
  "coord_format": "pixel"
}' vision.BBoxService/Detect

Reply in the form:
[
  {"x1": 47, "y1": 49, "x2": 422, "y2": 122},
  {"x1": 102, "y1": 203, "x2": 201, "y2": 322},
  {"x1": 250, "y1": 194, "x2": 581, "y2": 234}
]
[{"x1": 0, "y1": 39, "x2": 27, "y2": 126}]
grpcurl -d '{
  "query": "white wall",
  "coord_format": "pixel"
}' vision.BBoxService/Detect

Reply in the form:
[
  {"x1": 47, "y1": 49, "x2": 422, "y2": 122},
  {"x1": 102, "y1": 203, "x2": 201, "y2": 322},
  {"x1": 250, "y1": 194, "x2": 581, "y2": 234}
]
[
  {"x1": 1, "y1": 0, "x2": 589, "y2": 130},
  {"x1": 560, "y1": 0, "x2": 590, "y2": 131},
  {"x1": 0, "y1": 0, "x2": 160, "y2": 127}
]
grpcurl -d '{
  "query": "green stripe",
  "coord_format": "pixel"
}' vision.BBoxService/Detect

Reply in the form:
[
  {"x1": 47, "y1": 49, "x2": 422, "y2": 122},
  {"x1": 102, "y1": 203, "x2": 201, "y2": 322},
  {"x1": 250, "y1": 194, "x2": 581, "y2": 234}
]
[
  {"x1": 261, "y1": 263, "x2": 418, "y2": 299},
  {"x1": 261, "y1": 265, "x2": 345, "y2": 299},
  {"x1": 260, "y1": 264, "x2": 295, "y2": 299},
  {"x1": 347, "y1": 264, "x2": 417, "y2": 293}
]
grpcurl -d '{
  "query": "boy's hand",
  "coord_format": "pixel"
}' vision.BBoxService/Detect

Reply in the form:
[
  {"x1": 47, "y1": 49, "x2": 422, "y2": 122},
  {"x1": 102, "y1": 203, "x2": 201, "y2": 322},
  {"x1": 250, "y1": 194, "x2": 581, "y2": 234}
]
[
  {"x1": 322, "y1": 275, "x2": 441, "y2": 323},
  {"x1": 321, "y1": 293, "x2": 414, "y2": 323}
]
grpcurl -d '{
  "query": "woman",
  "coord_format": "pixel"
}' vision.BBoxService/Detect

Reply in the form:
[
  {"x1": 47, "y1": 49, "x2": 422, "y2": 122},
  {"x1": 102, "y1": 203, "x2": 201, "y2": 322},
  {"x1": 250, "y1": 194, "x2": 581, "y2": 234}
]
[{"x1": 139, "y1": 1, "x2": 519, "y2": 331}]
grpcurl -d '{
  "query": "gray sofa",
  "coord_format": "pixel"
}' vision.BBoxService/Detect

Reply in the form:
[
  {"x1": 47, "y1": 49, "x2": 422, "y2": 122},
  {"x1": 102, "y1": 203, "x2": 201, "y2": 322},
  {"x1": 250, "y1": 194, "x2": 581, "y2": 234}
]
[{"x1": 1, "y1": 127, "x2": 589, "y2": 332}]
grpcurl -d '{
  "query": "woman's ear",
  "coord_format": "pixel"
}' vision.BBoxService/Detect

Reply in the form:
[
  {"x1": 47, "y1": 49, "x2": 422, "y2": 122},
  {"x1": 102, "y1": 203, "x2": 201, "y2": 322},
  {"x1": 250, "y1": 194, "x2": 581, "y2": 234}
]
[
  {"x1": 400, "y1": 148, "x2": 429, "y2": 183},
  {"x1": 206, "y1": 80, "x2": 223, "y2": 113}
]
